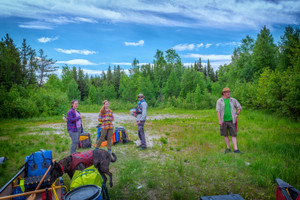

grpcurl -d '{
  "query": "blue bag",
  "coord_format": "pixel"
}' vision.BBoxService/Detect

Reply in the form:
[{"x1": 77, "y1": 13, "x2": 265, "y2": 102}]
[
  {"x1": 115, "y1": 130, "x2": 120, "y2": 142},
  {"x1": 25, "y1": 149, "x2": 52, "y2": 177}
]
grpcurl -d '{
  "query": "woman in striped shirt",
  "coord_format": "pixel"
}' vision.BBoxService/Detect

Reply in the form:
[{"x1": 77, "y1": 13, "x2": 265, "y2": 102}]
[{"x1": 95, "y1": 100, "x2": 114, "y2": 154}]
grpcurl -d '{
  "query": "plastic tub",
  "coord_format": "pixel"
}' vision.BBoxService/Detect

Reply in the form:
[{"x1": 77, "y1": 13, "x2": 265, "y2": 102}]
[{"x1": 65, "y1": 185, "x2": 102, "y2": 200}]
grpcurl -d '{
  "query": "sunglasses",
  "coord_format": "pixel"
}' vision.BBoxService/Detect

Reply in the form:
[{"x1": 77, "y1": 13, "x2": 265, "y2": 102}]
[{"x1": 138, "y1": 97, "x2": 143, "y2": 98}]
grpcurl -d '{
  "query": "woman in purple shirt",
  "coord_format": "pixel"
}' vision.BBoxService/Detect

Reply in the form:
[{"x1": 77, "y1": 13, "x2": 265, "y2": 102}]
[{"x1": 67, "y1": 99, "x2": 83, "y2": 154}]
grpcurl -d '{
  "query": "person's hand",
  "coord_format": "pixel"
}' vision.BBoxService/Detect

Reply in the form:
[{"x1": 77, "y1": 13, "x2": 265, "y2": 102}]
[
  {"x1": 133, "y1": 113, "x2": 137, "y2": 117},
  {"x1": 235, "y1": 112, "x2": 239, "y2": 118},
  {"x1": 219, "y1": 120, "x2": 223, "y2": 126},
  {"x1": 137, "y1": 121, "x2": 141, "y2": 125},
  {"x1": 79, "y1": 114, "x2": 82, "y2": 119}
]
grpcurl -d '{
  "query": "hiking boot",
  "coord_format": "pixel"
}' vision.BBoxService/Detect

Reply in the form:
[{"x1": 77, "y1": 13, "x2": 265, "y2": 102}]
[
  {"x1": 140, "y1": 147, "x2": 147, "y2": 150},
  {"x1": 108, "y1": 150, "x2": 112, "y2": 154},
  {"x1": 224, "y1": 148, "x2": 231, "y2": 154},
  {"x1": 234, "y1": 149, "x2": 243, "y2": 154},
  {"x1": 136, "y1": 145, "x2": 142, "y2": 148}
]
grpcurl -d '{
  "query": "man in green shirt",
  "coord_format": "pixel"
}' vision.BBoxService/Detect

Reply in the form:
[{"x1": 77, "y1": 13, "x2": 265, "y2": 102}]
[{"x1": 216, "y1": 87, "x2": 242, "y2": 153}]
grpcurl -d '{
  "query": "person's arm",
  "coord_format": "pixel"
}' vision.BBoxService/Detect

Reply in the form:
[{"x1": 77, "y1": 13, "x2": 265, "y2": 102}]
[
  {"x1": 217, "y1": 111, "x2": 223, "y2": 126},
  {"x1": 140, "y1": 103, "x2": 147, "y2": 121},
  {"x1": 111, "y1": 111, "x2": 114, "y2": 121},
  {"x1": 67, "y1": 109, "x2": 80, "y2": 123},
  {"x1": 216, "y1": 100, "x2": 222, "y2": 126},
  {"x1": 235, "y1": 100, "x2": 242, "y2": 117}
]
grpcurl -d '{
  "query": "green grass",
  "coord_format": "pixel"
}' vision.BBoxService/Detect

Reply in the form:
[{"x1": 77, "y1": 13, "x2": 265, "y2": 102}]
[{"x1": 0, "y1": 109, "x2": 299, "y2": 200}]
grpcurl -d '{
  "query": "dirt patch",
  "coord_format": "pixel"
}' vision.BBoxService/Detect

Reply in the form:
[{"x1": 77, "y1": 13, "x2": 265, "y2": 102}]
[{"x1": 34, "y1": 113, "x2": 193, "y2": 146}]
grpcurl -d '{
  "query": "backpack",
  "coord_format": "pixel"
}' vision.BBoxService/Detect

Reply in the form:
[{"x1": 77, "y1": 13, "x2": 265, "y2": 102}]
[
  {"x1": 78, "y1": 132, "x2": 91, "y2": 149},
  {"x1": 25, "y1": 149, "x2": 52, "y2": 177},
  {"x1": 115, "y1": 127, "x2": 129, "y2": 144},
  {"x1": 70, "y1": 165, "x2": 103, "y2": 190}
]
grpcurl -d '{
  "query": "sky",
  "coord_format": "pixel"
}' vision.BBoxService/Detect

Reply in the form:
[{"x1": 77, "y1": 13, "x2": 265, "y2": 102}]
[{"x1": 0, "y1": 0, "x2": 299, "y2": 76}]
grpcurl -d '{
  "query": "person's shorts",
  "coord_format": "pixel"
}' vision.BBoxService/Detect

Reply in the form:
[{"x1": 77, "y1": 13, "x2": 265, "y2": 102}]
[{"x1": 220, "y1": 121, "x2": 237, "y2": 137}]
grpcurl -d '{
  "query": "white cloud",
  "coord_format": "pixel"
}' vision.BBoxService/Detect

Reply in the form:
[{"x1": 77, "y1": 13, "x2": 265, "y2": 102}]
[
  {"x1": 173, "y1": 43, "x2": 195, "y2": 51},
  {"x1": 124, "y1": 40, "x2": 144, "y2": 46},
  {"x1": 2, "y1": 0, "x2": 297, "y2": 29},
  {"x1": 196, "y1": 43, "x2": 204, "y2": 48},
  {"x1": 38, "y1": 36, "x2": 59, "y2": 43},
  {"x1": 205, "y1": 44, "x2": 213, "y2": 48},
  {"x1": 216, "y1": 42, "x2": 239, "y2": 47},
  {"x1": 173, "y1": 43, "x2": 206, "y2": 51},
  {"x1": 56, "y1": 59, "x2": 97, "y2": 65},
  {"x1": 55, "y1": 48, "x2": 96, "y2": 55},
  {"x1": 19, "y1": 24, "x2": 53, "y2": 30}
]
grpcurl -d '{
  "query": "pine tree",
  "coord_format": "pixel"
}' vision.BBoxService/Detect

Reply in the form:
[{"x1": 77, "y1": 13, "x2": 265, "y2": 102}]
[
  {"x1": 0, "y1": 34, "x2": 21, "y2": 89},
  {"x1": 252, "y1": 26, "x2": 277, "y2": 78},
  {"x1": 37, "y1": 49, "x2": 57, "y2": 87}
]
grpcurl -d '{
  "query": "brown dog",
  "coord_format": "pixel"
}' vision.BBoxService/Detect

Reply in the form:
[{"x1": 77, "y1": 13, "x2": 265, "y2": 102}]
[{"x1": 50, "y1": 149, "x2": 117, "y2": 187}]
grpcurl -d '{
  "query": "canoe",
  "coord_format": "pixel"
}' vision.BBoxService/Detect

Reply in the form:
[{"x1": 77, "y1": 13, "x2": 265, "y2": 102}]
[
  {"x1": 0, "y1": 165, "x2": 67, "y2": 200},
  {"x1": 276, "y1": 178, "x2": 300, "y2": 200}
]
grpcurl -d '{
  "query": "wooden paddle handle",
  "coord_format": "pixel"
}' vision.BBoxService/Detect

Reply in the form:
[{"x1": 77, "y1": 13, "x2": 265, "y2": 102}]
[{"x1": 34, "y1": 160, "x2": 54, "y2": 190}]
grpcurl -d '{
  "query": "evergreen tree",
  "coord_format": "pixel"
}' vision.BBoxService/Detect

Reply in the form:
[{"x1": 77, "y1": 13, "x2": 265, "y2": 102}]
[
  {"x1": 163, "y1": 70, "x2": 180, "y2": 98},
  {"x1": 20, "y1": 39, "x2": 37, "y2": 86},
  {"x1": 119, "y1": 73, "x2": 135, "y2": 102},
  {"x1": 207, "y1": 59, "x2": 215, "y2": 81},
  {"x1": 107, "y1": 66, "x2": 112, "y2": 85},
  {"x1": 67, "y1": 79, "x2": 80, "y2": 100},
  {"x1": 37, "y1": 49, "x2": 57, "y2": 87},
  {"x1": 88, "y1": 84, "x2": 97, "y2": 104},
  {"x1": 278, "y1": 26, "x2": 300, "y2": 71},
  {"x1": 252, "y1": 26, "x2": 277, "y2": 78},
  {"x1": 0, "y1": 34, "x2": 21, "y2": 89}
]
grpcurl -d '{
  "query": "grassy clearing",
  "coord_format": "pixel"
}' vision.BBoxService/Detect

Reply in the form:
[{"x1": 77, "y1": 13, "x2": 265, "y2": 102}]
[{"x1": 0, "y1": 109, "x2": 299, "y2": 200}]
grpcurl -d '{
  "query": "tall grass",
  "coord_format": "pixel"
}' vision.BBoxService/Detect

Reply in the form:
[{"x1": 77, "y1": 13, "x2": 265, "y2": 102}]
[{"x1": 0, "y1": 109, "x2": 299, "y2": 199}]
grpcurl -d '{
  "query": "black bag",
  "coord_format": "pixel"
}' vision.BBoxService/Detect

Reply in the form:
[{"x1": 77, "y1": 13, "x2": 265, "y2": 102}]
[
  {"x1": 115, "y1": 126, "x2": 129, "y2": 144},
  {"x1": 78, "y1": 132, "x2": 91, "y2": 149}
]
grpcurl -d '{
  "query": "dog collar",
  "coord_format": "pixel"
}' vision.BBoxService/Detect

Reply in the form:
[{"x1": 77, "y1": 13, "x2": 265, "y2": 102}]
[{"x1": 59, "y1": 163, "x2": 65, "y2": 174}]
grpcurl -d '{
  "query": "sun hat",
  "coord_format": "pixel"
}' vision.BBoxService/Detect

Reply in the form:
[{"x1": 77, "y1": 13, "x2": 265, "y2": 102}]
[
  {"x1": 137, "y1": 94, "x2": 144, "y2": 98},
  {"x1": 221, "y1": 87, "x2": 230, "y2": 95}
]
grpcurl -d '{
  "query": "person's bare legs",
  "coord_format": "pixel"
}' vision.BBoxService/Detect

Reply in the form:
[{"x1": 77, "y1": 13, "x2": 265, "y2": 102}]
[
  {"x1": 232, "y1": 136, "x2": 238, "y2": 150},
  {"x1": 224, "y1": 136, "x2": 230, "y2": 149}
]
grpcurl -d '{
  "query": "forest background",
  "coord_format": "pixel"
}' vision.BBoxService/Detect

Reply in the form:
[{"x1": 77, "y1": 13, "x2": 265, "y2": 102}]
[{"x1": 0, "y1": 26, "x2": 299, "y2": 120}]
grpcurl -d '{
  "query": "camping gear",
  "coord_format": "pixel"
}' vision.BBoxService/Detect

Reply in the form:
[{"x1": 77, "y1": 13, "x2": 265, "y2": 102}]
[
  {"x1": 276, "y1": 178, "x2": 300, "y2": 200},
  {"x1": 200, "y1": 194, "x2": 244, "y2": 200},
  {"x1": 0, "y1": 157, "x2": 7, "y2": 165},
  {"x1": 24, "y1": 174, "x2": 51, "y2": 189},
  {"x1": 0, "y1": 157, "x2": 67, "y2": 200},
  {"x1": 114, "y1": 127, "x2": 129, "y2": 144},
  {"x1": 25, "y1": 150, "x2": 52, "y2": 177},
  {"x1": 96, "y1": 122, "x2": 102, "y2": 141},
  {"x1": 27, "y1": 163, "x2": 52, "y2": 200},
  {"x1": 70, "y1": 166, "x2": 103, "y2": 190},
  {"x1": 65, "y1": 185, "x2": 102, "y2": 200},
  {"x1": 78, "y1": 132, "x2": 92, "y2": 149},
  {"x1": 130, "y1": 108, "x2": 136, "y2": 116}
]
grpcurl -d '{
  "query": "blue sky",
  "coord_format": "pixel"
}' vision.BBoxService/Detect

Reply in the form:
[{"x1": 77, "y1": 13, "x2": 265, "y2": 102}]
[{"x1": 0, "y1": 0, "x2": 299, "y2": 76}]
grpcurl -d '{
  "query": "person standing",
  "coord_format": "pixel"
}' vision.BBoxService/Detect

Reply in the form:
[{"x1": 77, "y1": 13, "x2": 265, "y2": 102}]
[
  {"x1": 216, "y1": 88, "x2": 242, "y2": 154},
  {"x1": 95, "y1": 100, "x2": 114, "y2": 154},
  {"x1": 135, "y1": 94, "x2": 148, "y2": 150},
  {"x1": 67, "y1": 99, "x2": 83, "y2": 154}
]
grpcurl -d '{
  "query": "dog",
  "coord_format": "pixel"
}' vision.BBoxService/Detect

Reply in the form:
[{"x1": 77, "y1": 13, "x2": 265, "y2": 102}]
[{"x1": 50, "y1": 149, "x2": 117, "y2": 187}]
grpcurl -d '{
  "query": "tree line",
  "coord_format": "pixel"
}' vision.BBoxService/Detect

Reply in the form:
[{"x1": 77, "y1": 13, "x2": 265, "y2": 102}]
[{"x1": 0, "y1": 26, "x2": 299, "y2": 119}]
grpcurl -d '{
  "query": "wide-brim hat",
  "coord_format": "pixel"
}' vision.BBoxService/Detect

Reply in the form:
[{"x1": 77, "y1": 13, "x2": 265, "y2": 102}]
[
  {"x1": 137, "y1": 93, "x2": 145, "y2": 98},
  {"x1": 221, "y1": 87, "x2": 230, "y2": 95}
]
